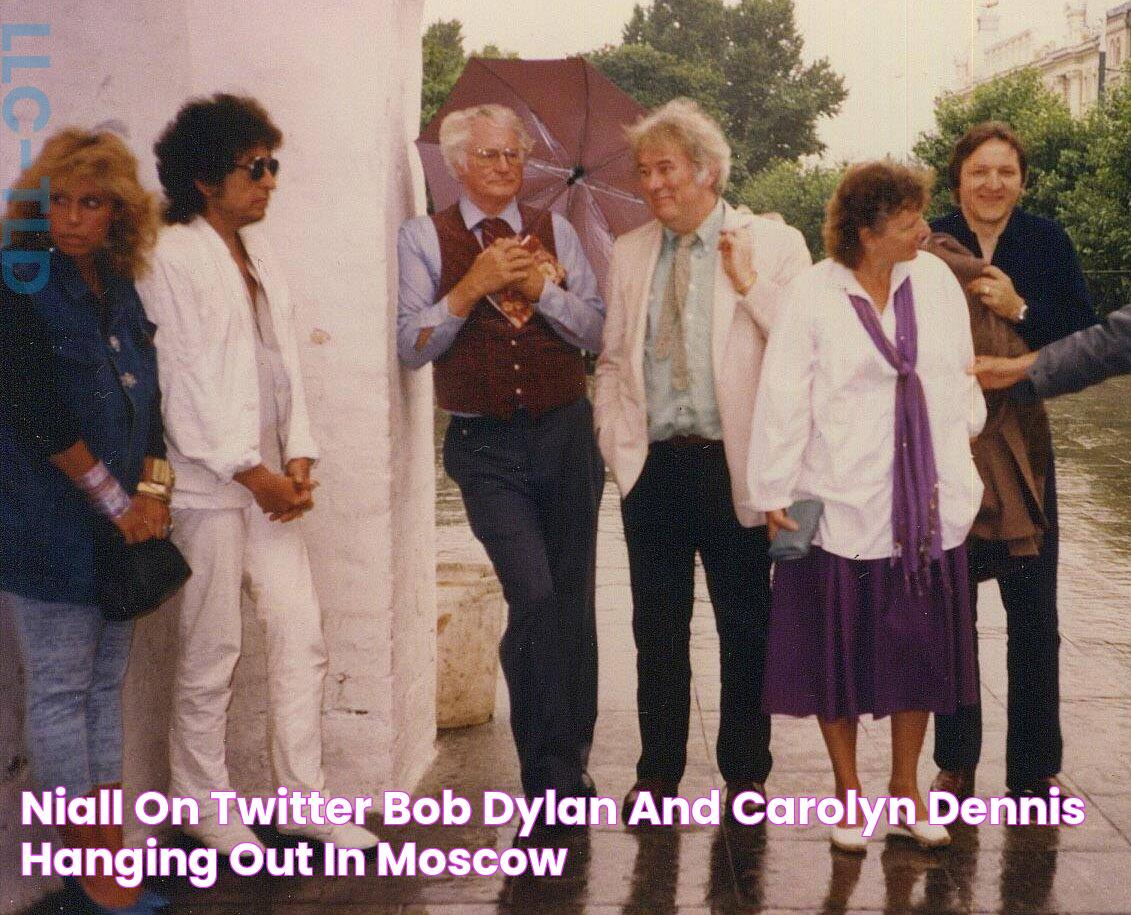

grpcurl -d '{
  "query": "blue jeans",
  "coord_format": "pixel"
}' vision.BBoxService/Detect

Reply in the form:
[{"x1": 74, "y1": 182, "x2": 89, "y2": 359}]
[{"x1": 1, "y1": 591, "x2": 134, "y2": 796}]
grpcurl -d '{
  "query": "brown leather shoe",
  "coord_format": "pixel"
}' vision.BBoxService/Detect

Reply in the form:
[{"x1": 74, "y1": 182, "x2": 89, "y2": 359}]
[
  {"x1": 725, "y1": 780, "x2": 767, "y2": 822},
  {"x1": 622, "y1": 778, "x2": 680, "y2": 818},
  {"x1": 930, "y1": 768, "x2": 976, "y2": 800}
]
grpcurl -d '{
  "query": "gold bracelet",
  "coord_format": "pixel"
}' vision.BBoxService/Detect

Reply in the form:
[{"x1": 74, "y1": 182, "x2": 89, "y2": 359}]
[
  {"x1": 136, "y1": 480, "x2": 172, "y2": 503},
  {"x1": 145, "y1": 458, "x2": 176, "y2": 488}
]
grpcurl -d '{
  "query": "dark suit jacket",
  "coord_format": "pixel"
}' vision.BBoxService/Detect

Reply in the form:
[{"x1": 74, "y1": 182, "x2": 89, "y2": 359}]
[{"x1": 931, "y1": 208, "x2": 1097, "y2": 350}]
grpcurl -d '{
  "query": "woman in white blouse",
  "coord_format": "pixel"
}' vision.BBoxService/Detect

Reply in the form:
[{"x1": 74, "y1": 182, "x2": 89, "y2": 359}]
[{"x1": 748, "y1": 162, "x2": 986, "y2": 853}]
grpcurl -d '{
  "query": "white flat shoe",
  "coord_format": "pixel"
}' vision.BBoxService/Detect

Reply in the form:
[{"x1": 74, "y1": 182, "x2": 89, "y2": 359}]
[
  {"x1": 830, "y1": 824, "x2": 868, "y2": 854},
  {"x1": 183, "y1": 819, "x2": 265, "y2": 856},
  {"x1": 278, "y1": 821, "x2": 379, "y2": 850},
  {"x1": 890, "y1": 816, "x2": 951, "y2": 848}
]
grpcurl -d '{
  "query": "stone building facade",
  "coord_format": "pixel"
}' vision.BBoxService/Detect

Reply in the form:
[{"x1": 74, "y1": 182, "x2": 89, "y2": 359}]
[{"x1": 956, "y1": 1, "x2": 1131, "y2": 113}]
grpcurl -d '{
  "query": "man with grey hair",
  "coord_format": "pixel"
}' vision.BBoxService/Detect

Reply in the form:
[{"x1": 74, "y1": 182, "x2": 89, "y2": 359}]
[
  {"x1": 594, "y1": 98, "x2": 811, "y2": 816},
  {"x1": 397, "y1": 104, "x2": 605, "y2": 810}
]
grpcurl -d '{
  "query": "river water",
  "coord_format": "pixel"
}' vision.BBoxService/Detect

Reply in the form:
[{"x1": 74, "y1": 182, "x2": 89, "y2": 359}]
[
  {"x1": 1045, "y1": 376, "x2": 1131, "y2": 650},
  {"x1": 432, "y1": 379, "x2": 1131, "y2": 652},
  {"x1": 435, "y1": 378, "x2": 1131, "y2": 572}
]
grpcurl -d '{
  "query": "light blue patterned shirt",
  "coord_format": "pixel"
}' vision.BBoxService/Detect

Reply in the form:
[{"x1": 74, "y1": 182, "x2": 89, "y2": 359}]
[{"x1": 644, "y1": 198, "x2": 724, "y2": 442}]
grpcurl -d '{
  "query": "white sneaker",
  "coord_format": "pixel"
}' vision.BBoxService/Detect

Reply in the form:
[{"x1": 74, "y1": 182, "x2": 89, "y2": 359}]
[
  {"x1": 183, "y1": 818, "x2": 266, "y2": 856},
  {"x1": 278, "y1": 821, "x2": 379, "y2": 850}
]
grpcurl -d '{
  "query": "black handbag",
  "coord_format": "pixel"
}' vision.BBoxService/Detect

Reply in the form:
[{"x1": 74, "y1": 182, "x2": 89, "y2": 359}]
[{"x1": 93, "y1": 520, "x2": 192, "y2": 622}]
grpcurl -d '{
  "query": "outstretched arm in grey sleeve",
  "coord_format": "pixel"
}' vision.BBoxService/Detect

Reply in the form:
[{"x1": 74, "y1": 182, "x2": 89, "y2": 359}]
[
  {"x1": 970, "y1": 302, "x2": 1131, "y2": 401},
  {"x1": 1028, "y1": 301, "x2": 1131, "y2": 398}
]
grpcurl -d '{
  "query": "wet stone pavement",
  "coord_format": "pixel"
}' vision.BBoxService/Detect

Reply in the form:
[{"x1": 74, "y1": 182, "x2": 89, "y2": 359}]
[{"x1": 27, "y1": 380, "x2": 1131, "y2": 914}]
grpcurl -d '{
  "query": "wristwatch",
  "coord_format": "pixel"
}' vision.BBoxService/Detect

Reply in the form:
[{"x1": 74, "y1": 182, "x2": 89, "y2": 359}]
[{"x1": 1015, "y1": 300, "x2": 1028, "y2": 323}]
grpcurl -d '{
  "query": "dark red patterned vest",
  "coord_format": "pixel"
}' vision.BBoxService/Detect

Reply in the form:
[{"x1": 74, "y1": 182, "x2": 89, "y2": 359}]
[{"x1": 430, "y1": 203, "x2": 586, "y2": 419}]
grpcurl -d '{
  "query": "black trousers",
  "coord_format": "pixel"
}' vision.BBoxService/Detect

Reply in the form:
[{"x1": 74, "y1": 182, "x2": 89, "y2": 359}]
[
  {"x1": 443, "y1": 399, "x2": 604, "y2": 799},
  {"x1": 933, "y1": 457, "x2": 1063, "y2": 791},
  {"x1": 620, "y1": 439, "x2": 773, "y2": 785}
]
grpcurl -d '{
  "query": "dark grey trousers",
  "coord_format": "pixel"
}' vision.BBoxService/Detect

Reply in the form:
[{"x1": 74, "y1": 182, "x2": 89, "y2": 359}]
[{"x1": 443, "y1": 399, "x2": 604, "y2": 799}]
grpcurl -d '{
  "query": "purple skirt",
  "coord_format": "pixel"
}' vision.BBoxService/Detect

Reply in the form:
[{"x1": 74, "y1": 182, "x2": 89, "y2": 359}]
[{"x1": 762, "y1": 544, "x2": 978, "y2": 721}]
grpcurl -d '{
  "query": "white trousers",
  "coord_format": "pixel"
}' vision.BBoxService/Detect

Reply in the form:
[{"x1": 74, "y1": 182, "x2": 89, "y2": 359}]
[{"x1": 168, "y1": 504, "x2": 329, "y2": 819}]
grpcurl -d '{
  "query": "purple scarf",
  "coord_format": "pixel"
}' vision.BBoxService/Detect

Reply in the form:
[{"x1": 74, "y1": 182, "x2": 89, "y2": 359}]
[{"x1": 848, "y1": 276, "x2": 943, "y2": 591}]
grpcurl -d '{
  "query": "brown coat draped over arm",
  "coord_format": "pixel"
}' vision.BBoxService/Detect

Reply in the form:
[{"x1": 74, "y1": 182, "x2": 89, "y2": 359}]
[{"x1": 923, "y1": 232, "x2": 1050, "y2": 559}]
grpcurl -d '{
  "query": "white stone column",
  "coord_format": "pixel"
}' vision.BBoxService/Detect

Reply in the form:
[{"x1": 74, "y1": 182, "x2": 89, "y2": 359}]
[{"x1": 0, "y1": 0, "x2": 433, "y2": 890}]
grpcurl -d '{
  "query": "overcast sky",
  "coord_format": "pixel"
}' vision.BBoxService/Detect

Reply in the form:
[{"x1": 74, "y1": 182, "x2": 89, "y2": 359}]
[{"x1": 420, "y1": 0, "x2": 1108, "y2": 162}]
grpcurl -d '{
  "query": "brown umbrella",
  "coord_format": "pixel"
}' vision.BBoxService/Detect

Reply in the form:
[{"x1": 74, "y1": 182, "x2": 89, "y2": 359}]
[{"x1": 416, "y1": 56, "x2": 652, "y2": 292}]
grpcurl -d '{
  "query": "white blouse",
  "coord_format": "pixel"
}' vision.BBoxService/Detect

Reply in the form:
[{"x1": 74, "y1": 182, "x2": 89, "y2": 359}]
[{"x1": 746, "y1": 252, "x2": 987, "y2": 560}]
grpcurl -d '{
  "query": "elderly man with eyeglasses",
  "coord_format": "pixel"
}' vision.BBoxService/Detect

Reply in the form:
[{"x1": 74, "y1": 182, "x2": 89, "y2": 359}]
[{"x1": 397, "y1": 104, "x2": 606, "y2": 810}]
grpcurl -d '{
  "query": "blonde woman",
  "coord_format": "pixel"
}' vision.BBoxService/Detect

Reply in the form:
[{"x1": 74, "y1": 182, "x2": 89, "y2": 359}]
[{"x1": 1, "y1": 129, "x2": 168, "y2": 912}]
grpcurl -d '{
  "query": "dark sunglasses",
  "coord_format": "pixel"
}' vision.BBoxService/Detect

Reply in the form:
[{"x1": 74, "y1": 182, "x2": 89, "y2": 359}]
[{"x1": 234, "y1": 156, "x2": 280, "y2": 182}]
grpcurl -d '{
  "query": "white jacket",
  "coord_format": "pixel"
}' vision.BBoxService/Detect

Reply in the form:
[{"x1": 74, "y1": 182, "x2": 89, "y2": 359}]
[
  {"x1": 137, "y1": 217, "x2": 318, "y2": 509},
  {"x1": 747, "y1": 254, "x2": 986, "y2": 558},
  {"x1": 593, "y1": 203, "x2": 811, "y2": 526}
]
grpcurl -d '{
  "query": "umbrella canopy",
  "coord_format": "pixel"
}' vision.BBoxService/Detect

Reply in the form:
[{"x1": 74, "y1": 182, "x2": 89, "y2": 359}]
[{"x1": 416, "y1": 56, "x2": 652, "y2": 293}]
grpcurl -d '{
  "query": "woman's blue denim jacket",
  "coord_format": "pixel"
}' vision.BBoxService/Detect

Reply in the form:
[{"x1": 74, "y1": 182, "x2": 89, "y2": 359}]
[{"x1": 0, "y1": 250, "x2": 160, "y2": 603}]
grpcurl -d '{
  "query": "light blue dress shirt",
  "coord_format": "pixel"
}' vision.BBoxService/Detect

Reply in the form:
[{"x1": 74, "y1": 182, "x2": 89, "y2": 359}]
[
  {"x1": 644, "y1": 198, "x2": 724, "y2": 442},
  {"x1": 396, "y1": 196, "x2": 605, "y2": 370}
]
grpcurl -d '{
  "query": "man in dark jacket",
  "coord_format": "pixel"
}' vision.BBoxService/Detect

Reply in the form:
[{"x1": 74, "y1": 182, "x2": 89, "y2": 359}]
[{"x1": 930, "y1": 121, "x2": 1097, "y2": 800}]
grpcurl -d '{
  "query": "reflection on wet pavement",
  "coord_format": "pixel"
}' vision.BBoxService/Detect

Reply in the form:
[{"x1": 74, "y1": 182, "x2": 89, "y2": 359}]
[{"x1": 29, "y1": 381, "x2": 1128, "y2": 913}]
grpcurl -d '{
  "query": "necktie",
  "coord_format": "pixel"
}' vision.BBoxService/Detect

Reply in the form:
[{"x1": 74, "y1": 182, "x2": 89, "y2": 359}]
[
  {"x1": 655, "y1": 233, "x2": 696, "y2": 392},
  {"x1": 478, "y1": 217, "x2": 514, "y2": 245},
  {"x1": 478, "y1": 217, "x2": 533, "y2": 327}
]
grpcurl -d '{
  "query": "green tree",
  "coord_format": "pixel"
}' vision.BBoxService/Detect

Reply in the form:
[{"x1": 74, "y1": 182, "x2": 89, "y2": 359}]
[
  {"x1": 478, "y1": 44, "x2": 518, "y2": 60},
  {"x1": 588, "y1": 0, "x2": 845, "y2": 187},
  {"x1": 912, "y1": 68, "x2": 1088, "y2": 220},
  {"x1": 420, "y1": 21, "x2": 517, "y2": 130},
  {"x1": 586, "y1": 43, "x2": 729, "y2": 124},
  {"x1": 421, "y1": 20, "x2": 466, "y2": 129},
  {"x1": 734, "y1": 159, "x2": 844, "y2": 259},
  {"x1": 1058, "y1": 65, "x2": 1131, "y2": 315}
]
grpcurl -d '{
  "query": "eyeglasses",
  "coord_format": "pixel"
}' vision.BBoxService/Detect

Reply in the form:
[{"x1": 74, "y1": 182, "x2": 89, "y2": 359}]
[
  {"x1": 233, "y1": 156, "x2": 280, "y2": 182},
  {"x1": 469, "y1": 147, "x2": 524, "y2": 166}
]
